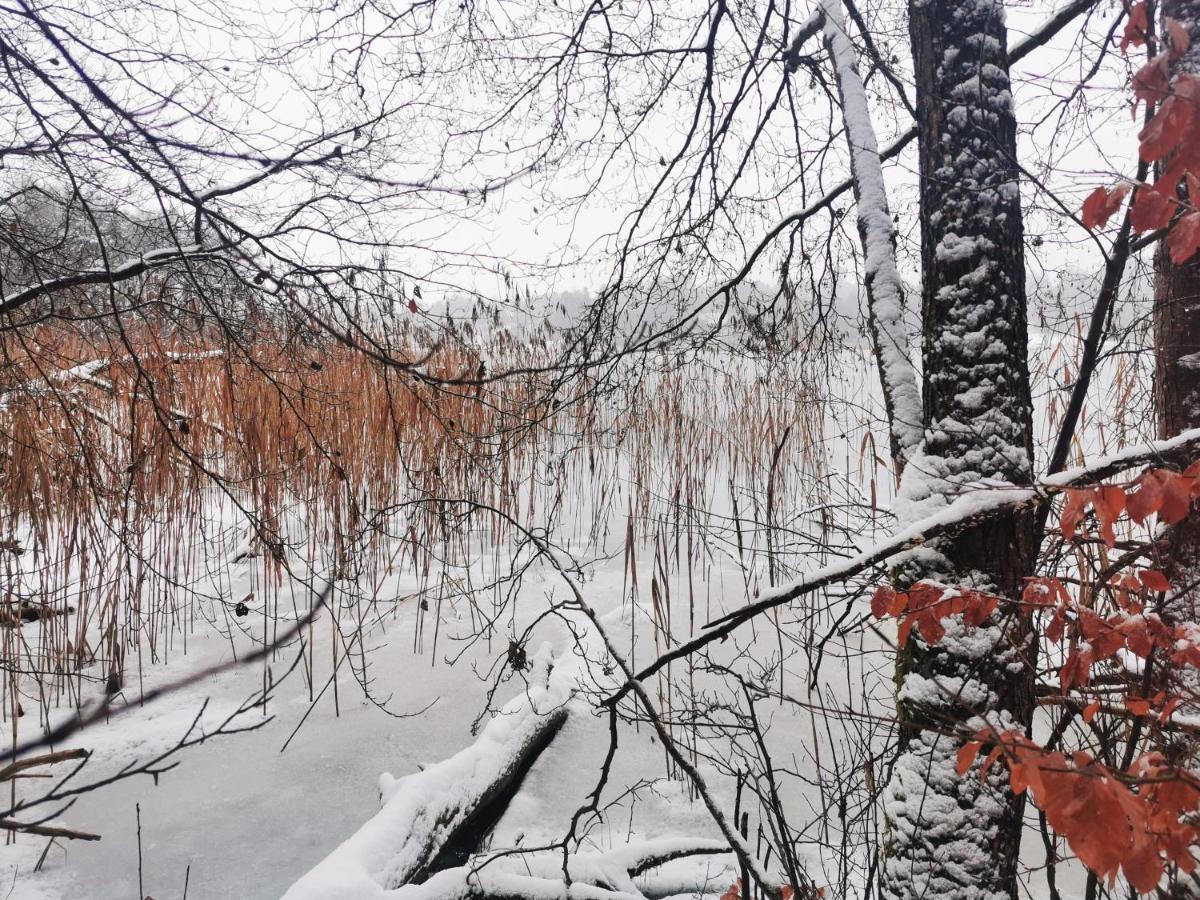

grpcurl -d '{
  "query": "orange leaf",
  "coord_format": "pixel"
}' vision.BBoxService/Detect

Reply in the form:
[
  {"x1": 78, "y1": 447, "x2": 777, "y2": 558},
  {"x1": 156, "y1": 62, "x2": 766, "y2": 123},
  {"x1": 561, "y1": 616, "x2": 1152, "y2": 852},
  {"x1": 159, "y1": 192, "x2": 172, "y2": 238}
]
[
  {"x1": 963, "y1": 592, "x2": 999, "y2": 628},
  {"x1": 1126, "y1": 698, "x2": 1151, "y2": 716},
  {"x1": 1123, "y1": 834, "x2": 1164, "y2": 894},
  {"x1": 1160, "y1": 696, "x2": 1183, "y2": 724},
  {"x1": 1133, "y1": 55, "x2": 1171, "y2": 106},
  {"x1": 1140, "y1": 96, "x2": 1195, "y2": 163},
  {"x1": 1093, "y1": 483, "x2": 1126, "y2": 546},
  {"x1": 1023, "y1": 577, "x2": 1059, "y2": 608},
  {"x1": 1083, "y1": 700, "x2": 1101, "y2": 723},
  {"x1": 1127, "y1": 471, "x2": 1164, "y2": 524},
  {"x1": 956, "y1": 740, "x2": 983, "y2": 776},
  {"x1": 980, "y1": 745, "x2": 1004, "y2": 779},
  {"x1": 871, "y1": 585, "x2": 897, "y2": 619},
  {"x1": 1160, "y1": 472, "x2": 1192, "y2": 524},
  {"x1": 1061, "y1": 488, "x2": 1093, "y2": 540}
]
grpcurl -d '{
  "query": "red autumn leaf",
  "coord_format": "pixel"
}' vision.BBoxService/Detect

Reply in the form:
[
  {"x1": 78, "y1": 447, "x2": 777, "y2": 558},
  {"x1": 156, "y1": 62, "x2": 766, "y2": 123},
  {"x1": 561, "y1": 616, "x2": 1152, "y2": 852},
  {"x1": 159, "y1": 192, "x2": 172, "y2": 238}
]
[
  {"x1": 1121, "y1": 0, "x2": 1149, "y2": 52},
  {"x1": 980, "y1": 744, "x2": 1004, "y2": 779},
  {"x1": 1160, "y1": 696, "x2": 1183, "y2": 724},
  {"x1": 1176, "y1": 73, "x2": 1200, "y2": 108},
  {"x1": 1023, "y1": 577, "x2": 1059, "y2": 608},
  {"x1": 1060, "y1": 647, "x2": 1093, "y2": 690},
  {"x1": 1133, "y1": 56, "x2": 1171, "y2": 106},
  {"x1": 956, "y1": 740, "x2": 983, "y2": 776},
  {"x1": 1127, "y1": 471, "x2": 1165, "y2": 524},
  {"x1": 408, "y1": 298, "x2": 418, "y2": 313},
  {"x1": 1170, "y1": 211, "x2": 1200, "y2": 264},
  {"x1": 1009, "y1": 762, "x2": 1035, "y2": 795},
  {"x1": 1082, "y1": 700, "x2": 1100, "y2": 723},
  {"x1": 1122, "y1": 618, "x2": 1154, "y2": 657},
  {"x1": 1158, "y1": 153, "x2": 1197, "y2": 203},
  {"x1": 1126, "y1": 698, "x2": 1151, "y2": 716},
  {"x1": 1081, "y1": 184, "x2": 1130, "y2": 230},
  {"x1": 1130, "y1": 185, "x2": 1177, "y2": 232},
  {"x1": 871, "y1": 585, "x2": 896, "y2": 619},
  {"x1": 1123, "y1": 834, "x2": 1165, "y2": 894},
  {"x1": 963, "y1": 592, "x2": 999, "y2": 628},
  {"x1": 1139, "y1": 569, "x2": 1171, "y2": 592},
  {"x1": 1076, "y1": 605, "x2": 1103, "y2": 640},
  {"x1": 1047, "y1": 606, "x2": 1069, "y2": 643},
  {"x1": 1092, "y1": 625, "x2": 1126, "y2": 660},
  {"x1": 915, "y1": 608, "x2": 946, "y2": 645},
  {"x1": 1159, "y1": 472, "x2": 1192, "y2": 524},
  {"x1": 1061, "y1": 488, "x2": 1093, "y2": 540},
  {"x1": 1140, "y1": 96, "x2": 1194, "y2": 163},
  {"x1": 1093, "y1": 484, "x2": 1126, "y2": 546}
]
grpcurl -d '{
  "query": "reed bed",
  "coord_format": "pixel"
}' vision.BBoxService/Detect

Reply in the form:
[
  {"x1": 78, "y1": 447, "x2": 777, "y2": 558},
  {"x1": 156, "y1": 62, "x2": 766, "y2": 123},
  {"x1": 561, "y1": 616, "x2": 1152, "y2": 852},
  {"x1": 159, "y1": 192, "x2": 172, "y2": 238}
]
[{"x1": 0, "y1": 314, "x2": 854, "y2": 760}]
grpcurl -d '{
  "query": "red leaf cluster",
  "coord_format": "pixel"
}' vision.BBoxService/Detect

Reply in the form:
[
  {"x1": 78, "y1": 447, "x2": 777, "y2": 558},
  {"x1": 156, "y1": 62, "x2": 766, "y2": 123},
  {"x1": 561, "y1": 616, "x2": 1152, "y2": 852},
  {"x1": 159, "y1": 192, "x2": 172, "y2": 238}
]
[
  {"x1": 1080, "y1": 5, "x2": 1200, "y2": 263},
  {"x1": 1059, "y1": 463, "x2": 1200, "y2": 545},
  {"x1": 958, "y1": 728, "x2": 1200, "y2": 892},
  {"x1": 871, "y1": 582, "x2": 999, "y2": 646},
  {"x1": 1023, "y1": 572, "x2": 1200, "y2": 690}
]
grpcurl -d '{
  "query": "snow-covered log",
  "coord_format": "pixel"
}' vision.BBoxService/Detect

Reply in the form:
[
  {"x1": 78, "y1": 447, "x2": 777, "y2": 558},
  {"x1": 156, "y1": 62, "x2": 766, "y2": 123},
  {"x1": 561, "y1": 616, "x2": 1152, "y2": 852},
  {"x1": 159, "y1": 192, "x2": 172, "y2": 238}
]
[
  {"x1": 282, "y1": 650, "x2": 571, "y2": 900},
  {"x1": 387, "y1": 839, "x2": 730, "y2": 900}
]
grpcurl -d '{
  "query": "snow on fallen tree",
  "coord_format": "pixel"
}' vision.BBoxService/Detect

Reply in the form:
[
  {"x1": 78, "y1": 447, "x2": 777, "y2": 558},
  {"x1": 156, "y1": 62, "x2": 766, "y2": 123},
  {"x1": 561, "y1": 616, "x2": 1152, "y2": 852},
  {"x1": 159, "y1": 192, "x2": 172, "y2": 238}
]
[
  {"x1": 387, "y1": 837, "x2": 731, "y2": 900},
  {"x1": 282, "y1": 646, "x2": 571, "y2": 900},
  {"x1": 283, "y1": 638, "x2": 733, "y2": 900}
]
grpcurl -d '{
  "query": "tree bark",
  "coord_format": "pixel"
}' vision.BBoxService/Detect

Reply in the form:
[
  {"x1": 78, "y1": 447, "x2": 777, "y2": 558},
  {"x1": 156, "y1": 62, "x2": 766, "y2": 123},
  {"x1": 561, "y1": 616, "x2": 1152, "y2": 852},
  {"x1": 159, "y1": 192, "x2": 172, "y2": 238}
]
[
  {"x1": 1156, "y1": 0, "x2": 1200, "y2": 625},
  {"x1": 881, "y1": 0, "x2": 1037, "y2": 897}
]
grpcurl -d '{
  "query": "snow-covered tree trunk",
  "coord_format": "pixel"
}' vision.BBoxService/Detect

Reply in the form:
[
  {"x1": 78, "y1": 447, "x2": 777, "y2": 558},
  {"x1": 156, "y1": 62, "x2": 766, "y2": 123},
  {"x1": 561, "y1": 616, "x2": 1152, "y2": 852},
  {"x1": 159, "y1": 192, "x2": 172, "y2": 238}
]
[
  {"x1": 881, "y1": 0, "x2": 1036, "y2": 897},
  {"x1": 1156, "y1": 0, "x2": 1200, "y2": 625}
]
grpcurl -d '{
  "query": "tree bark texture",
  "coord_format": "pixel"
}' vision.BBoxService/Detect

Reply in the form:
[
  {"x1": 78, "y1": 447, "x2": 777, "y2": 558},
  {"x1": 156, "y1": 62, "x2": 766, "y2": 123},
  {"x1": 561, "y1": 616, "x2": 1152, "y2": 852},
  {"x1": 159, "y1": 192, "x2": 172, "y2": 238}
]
[
  {"x1": 1156, "y1": 0, "x2": 1200, "y2": 625},
  {"x1": 882, "y1": 1, "x2": 1037, "y2": 897}
]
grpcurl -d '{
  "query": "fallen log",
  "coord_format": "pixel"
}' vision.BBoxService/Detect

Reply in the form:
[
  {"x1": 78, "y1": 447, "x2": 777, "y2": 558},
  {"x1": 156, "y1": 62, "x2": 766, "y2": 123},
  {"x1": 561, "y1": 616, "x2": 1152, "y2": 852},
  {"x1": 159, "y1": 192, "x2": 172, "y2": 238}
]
[
  {"x1": 382, "y1": 837, "x2": 732, "y2": 900},
  {"x1": 282, "y1": 650, "x2": 571, "y2": 900}
]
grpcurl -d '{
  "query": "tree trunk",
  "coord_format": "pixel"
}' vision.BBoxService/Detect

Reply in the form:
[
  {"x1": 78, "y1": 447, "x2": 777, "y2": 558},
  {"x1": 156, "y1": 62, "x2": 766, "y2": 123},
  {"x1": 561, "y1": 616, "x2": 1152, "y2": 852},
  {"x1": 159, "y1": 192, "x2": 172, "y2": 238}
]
[
  {"x1": 1154, "y1": 7, "x2": 1200, "y2": 896},
  {"x1": 1156, "y1": 0, "x2": 1200, "y2": 625},
  {"x1": 881, "y1": 0, "x2": 1037, "y2": 897}
]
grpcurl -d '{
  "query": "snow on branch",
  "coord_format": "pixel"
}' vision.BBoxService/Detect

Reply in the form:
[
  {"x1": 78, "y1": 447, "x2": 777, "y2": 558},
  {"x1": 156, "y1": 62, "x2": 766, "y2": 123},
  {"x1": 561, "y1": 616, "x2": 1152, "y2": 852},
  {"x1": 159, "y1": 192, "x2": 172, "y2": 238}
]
[{"x1": 0, "y1": 244, "x2": 207, "y2": 316}]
